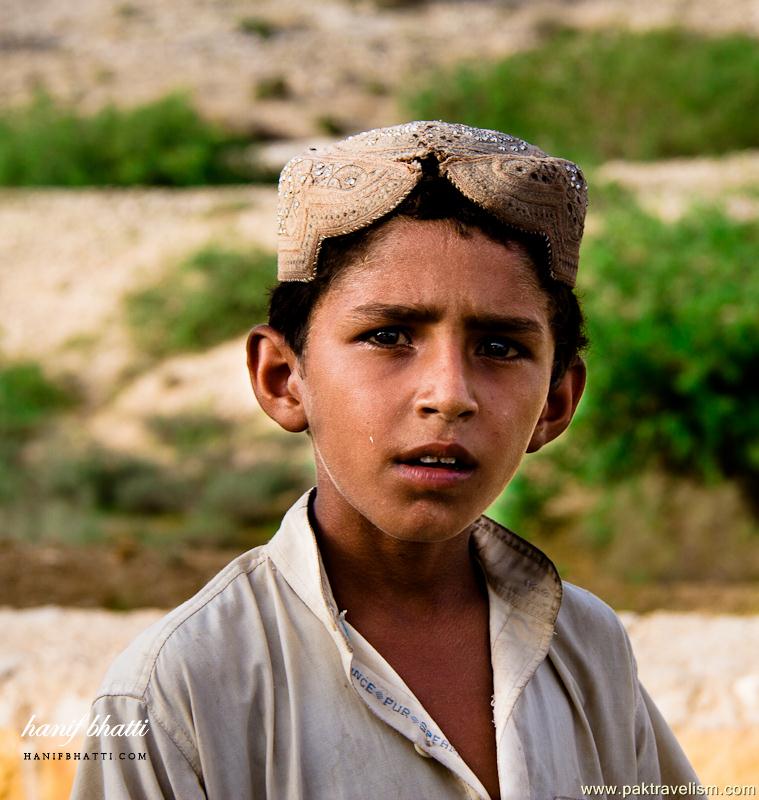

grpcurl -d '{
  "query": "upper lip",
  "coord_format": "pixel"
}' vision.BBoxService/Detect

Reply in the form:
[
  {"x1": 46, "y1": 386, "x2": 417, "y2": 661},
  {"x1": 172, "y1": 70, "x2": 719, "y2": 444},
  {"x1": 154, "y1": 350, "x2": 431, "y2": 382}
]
[{"x1": 395, "y1": 442, "x2": 478, "y2": 468}]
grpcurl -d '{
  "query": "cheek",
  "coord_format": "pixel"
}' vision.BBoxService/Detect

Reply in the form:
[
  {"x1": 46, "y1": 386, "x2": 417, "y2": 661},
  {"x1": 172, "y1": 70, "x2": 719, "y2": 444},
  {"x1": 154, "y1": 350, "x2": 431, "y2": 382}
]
[
  {"x1": 304, "y1": 375, "x2": 381, "y2": 449},
  {"x1": 487, "y1": 385, "x2": 549, "y2": 456},
  {"x1": 487, "y1": 375, "x2": 547, "y2": 421}
]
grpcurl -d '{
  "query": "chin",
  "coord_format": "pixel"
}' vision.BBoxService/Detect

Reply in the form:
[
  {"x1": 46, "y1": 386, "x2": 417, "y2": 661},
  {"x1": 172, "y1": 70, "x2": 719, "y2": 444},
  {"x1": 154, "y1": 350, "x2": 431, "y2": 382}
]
[{"x1": 375, "y1": 503, "x2": 482, "y2": 543}]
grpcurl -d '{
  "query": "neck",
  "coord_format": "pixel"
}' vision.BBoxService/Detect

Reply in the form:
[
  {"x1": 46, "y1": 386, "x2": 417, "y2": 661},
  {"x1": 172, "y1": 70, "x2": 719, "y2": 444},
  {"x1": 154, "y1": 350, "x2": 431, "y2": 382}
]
[{"x1": 309, "y1": 486, "x2": 486, "y2": 618}]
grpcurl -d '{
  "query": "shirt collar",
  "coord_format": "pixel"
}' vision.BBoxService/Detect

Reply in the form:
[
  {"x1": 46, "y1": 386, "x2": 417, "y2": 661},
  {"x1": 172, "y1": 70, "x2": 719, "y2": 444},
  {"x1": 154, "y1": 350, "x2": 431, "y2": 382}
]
[{"x1": 265, "y1": 489, "x2": 562, "y2": 635}]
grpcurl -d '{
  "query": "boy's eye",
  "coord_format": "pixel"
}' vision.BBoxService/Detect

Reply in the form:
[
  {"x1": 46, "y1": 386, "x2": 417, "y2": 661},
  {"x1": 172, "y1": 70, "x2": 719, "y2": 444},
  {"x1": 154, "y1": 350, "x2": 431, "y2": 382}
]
[
  {"x1": 364, "y1": 328, "x2": 411, "y2": 347},
  {"x1": 477, "y1": 338, "x2": 522, "y2": 359}
]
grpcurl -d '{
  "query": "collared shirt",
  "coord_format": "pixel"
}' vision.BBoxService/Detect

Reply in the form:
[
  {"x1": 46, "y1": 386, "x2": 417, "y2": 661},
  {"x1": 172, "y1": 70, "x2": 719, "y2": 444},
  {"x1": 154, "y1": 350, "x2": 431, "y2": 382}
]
[{"x1": 71, "y1": 490, "x2": 699, "y2": 800}]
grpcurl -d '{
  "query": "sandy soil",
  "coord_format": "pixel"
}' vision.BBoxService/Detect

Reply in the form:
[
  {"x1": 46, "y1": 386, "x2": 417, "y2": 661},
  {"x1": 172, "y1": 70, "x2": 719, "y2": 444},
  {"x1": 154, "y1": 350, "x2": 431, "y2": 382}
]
[
  {"x1": 599, "y1": 152, "x2": 759, "y2": 221},
  {"x1": 0, "y1": 187, "x2": 276, "y2": 395}
]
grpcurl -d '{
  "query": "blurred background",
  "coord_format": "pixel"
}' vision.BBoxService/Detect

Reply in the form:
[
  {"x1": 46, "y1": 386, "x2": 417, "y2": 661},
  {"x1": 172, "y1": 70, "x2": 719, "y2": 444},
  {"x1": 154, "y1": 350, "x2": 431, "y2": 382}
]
[{"x1": 0, "y1": 0, "x2": 757, "y2": 797}]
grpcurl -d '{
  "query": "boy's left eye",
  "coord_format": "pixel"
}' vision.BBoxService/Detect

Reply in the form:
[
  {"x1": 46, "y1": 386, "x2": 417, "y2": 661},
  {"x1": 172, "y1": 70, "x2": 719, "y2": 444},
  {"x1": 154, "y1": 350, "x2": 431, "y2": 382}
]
[
  {"x1": 364, "y1": 328, "x2": 411, "y2": 347},
  {"x1": 477, "y1": 339, "x2": 522, "y2": 359}
]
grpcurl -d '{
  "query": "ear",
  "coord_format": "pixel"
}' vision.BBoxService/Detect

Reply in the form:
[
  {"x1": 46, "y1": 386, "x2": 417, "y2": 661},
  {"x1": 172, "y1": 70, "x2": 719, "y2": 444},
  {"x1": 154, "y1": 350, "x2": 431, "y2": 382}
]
[
  {"x1": 526, "y1": 358, "x2": 586, "y2": 453},
  {"x1": 246, "y1": 324, "x2": 308, "y2": 433}
]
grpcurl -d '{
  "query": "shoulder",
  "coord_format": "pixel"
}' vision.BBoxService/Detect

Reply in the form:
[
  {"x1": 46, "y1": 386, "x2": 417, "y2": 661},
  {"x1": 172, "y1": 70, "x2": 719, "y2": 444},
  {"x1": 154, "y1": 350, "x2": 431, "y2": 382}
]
[
  {"x1": 85, "y1": 544, "x2": 289, "y2": 778},
  {"x1": 550, "y1": 581, "x2": 638, "y2": 704},
  {"x1": 95, "y1": 544, "x2": 271, "y2": 702},
  {"x1": 556, "y1": 581, "x2": 630, "y2": 648}
]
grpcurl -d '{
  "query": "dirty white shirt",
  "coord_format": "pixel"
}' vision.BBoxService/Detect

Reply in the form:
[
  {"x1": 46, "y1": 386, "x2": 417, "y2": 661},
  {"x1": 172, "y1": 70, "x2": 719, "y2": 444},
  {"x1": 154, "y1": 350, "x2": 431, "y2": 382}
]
[{"x1": 71, "y1": 490, "x2": 699, "y2": 800}]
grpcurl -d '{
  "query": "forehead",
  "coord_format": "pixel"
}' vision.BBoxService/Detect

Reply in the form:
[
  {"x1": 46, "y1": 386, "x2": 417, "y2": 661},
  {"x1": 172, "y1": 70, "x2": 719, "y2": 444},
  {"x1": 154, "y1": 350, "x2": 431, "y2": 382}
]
[{"x1": 323, "y1": 217, "x2": 549, "y2": 316}]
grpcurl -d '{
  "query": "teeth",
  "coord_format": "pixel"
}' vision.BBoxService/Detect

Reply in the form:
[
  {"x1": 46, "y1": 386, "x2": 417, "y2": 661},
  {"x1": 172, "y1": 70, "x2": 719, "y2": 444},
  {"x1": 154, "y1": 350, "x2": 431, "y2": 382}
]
[{"x1": 419, "y1": 455, "x2": 457, "y2": 465}]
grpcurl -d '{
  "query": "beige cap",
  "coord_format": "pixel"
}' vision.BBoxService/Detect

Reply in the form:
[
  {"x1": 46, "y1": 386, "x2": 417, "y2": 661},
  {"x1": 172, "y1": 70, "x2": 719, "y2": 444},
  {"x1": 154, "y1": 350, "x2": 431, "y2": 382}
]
[{"x1": 277, "y1": 121, "x2": 587, "y2": 286}]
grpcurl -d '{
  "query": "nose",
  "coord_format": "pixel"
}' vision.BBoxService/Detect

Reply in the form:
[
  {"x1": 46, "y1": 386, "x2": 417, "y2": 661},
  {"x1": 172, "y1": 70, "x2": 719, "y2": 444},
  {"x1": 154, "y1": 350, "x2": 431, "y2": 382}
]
[{"x1": 414, "y1": 340, "x2": 478, "y2": 422}]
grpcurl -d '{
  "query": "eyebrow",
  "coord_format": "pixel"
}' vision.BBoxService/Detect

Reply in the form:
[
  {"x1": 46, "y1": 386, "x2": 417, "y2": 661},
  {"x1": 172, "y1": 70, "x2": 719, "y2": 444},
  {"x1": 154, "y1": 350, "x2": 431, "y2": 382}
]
[{"x1": 347, "y1": 303, "x2": 547, "y2": 335}]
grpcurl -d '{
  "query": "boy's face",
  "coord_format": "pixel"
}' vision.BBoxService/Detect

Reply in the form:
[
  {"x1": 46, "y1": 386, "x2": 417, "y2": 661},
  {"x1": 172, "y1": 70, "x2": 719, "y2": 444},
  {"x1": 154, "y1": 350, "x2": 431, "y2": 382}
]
[{"x1": 280, "y1": 217, "x2": 577, "y2": 543}]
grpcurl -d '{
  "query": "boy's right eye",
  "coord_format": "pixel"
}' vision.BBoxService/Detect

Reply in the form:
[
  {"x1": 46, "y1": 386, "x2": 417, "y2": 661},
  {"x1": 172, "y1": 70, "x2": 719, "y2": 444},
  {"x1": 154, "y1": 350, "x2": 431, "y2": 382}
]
[{"x1": 363, "y1": 328, "x2": 411, "y2": 347}]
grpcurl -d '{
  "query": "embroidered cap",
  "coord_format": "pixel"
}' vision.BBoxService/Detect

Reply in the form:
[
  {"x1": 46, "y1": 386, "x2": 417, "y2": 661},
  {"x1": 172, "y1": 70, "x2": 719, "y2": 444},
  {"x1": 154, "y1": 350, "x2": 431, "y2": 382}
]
[{"x1": 277, "y1": 121, "x2": 588, "y2": 287}]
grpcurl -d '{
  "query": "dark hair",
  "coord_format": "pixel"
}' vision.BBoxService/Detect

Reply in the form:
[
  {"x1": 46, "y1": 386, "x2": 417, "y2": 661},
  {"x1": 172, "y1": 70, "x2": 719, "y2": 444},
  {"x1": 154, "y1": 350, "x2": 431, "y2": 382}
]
[{"x1": 268, "y1": 177, "x2": 588, "y2": 386}]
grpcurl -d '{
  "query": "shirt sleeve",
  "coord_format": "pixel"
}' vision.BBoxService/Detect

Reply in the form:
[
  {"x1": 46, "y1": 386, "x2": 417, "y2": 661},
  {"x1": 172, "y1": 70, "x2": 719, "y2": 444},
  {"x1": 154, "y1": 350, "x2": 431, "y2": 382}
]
[
  {"x1": 69, "y1": 694, "x2": 206, "y2": 800},
  {"x1": 634, "y1": 678, "x2": 700, "y2": 796}
]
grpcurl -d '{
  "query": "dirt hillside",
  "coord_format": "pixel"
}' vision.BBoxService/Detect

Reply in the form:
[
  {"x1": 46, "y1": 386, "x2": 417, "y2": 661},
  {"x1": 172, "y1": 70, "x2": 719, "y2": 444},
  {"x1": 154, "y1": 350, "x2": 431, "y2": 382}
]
[{"x1": 2, "y1": 0, "x2": 758, "y2": 137}]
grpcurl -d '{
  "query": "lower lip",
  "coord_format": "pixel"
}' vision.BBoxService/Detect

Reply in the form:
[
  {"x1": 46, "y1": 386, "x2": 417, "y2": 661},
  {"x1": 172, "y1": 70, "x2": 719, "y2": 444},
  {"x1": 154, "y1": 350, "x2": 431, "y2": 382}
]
[{"x1": 393, "y1": 463, "x2": 476, "y2": 488}]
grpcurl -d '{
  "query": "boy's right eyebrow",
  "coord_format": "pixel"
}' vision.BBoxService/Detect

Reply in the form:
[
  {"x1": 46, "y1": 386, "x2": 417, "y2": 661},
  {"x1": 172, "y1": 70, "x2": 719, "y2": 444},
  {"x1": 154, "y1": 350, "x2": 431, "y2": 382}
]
[{"x1": 346, "y1": 303, "x2": 441, "y2": 324}]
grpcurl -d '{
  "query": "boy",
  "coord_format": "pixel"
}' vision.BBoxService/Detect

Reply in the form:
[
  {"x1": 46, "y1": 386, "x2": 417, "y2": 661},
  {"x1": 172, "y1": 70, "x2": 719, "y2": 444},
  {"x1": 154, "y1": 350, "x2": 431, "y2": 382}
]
[{"x1": 72, "y1": 121, "x2": 699, "y2": 799}]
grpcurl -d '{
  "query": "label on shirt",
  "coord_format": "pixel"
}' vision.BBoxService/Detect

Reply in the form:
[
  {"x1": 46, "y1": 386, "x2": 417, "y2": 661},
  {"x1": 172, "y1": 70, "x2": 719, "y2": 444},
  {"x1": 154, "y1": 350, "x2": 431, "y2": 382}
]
[{"x1": 349, "y1": 662, "x2": 458, "y2": 754}]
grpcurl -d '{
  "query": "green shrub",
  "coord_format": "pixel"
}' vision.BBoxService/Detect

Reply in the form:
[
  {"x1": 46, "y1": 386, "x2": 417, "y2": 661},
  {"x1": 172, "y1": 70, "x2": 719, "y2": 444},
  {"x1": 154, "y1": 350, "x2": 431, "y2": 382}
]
[
  {"x1": 0, "y1": 92, "x2": 255, "y2": 186},
  {"x1": 114, "y1": 468, "x2": 195, "y2": 515},
  {"x1": 115, "y1": 3, "x2": 140, "y2": 19},
  {"x1": 0, "y1": 361, "x2": 72, "y2": 440},
  {"x1": 41, "y1": 447, "x2": 191, "y2": 514},
  {"x1": 27, "y1": 444, "x2": 311, "y2": 535},
  {"x1": 487, "y1": 462, "x2": 558, "y2": 537},
  {"x1": 574, "y1": 197, "x2": 758, "y2": 499},
  {"x1": 126, "y1": 245, "x2": 276, "y2": 357},
  {"x1": 255, "y1": 76, "x2": 291, "y2": 100},
  {"x1": 147, "y1": 413, "x2": 232, "y2": 454},
  {"x1": 237, "y1": 16, "x2": 278, "y2": 38},
  {"x1": 405, "y1": 28, "x2": 759, "y2": 163},
  {"x1": 199, "y1": 461, "x2": 312, "y2": 527},
  {"x1": 315, "y1": 114, "x2": 348, "y2": 136}
]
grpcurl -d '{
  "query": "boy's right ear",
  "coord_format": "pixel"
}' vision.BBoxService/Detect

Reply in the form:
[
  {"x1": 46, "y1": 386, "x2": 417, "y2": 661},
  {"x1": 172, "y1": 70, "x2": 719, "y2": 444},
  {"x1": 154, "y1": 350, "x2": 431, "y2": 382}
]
[{"x1": 246, "y1": 325, "x2": 308, "y2": 433}]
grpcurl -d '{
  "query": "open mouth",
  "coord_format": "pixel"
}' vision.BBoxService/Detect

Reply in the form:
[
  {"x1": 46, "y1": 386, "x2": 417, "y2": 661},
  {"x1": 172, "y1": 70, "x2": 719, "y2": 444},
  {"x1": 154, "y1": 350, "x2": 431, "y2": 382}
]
[
  {"x1": 402, "y1": 455, "x2": 471, "y2": 471},
  {"x1": 395, "y1": 444, "x2": 477, "y2": 474}
]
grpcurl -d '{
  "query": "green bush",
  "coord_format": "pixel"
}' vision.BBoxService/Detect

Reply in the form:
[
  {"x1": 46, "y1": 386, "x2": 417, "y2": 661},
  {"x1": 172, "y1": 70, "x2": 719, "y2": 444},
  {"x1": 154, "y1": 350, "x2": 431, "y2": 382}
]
[
  {"x1": 487, "y1": 464, "x2": 557, "y2": 536},
  {"x1": 25, "y1": 443, "x2": 312, "y2": 545},
  {"x1": 114, "y1": 469, "x2": 195, "y2": 515},
  {"x1": 0, "y1": 92, "x2": 255, "y2": 186},
  {"x1": 126, "y1": 245, "x2": 276, "y2": 357},
  {"x1": 0, "y1": 361, "x2": 72, "y2": 440},
  {"x1": 199, "y1": 461, "x2": 311, "y2": 528},
  {"x1": 147, "y1": 413, "x2": 232, "y2": 454},
  {"x1": 405, "y1": 28, "x2": 759, "y2": 163},
  {"x1": 237, "y1": 16, "x2": 278, "y2": 38},
  {"x1": 574, "y1": 196, "x2": 758, "y2": 498},
  {"x1": 41, "y1": 447, "x2": 191, "y2": 514},
  {"x1": 0, "y1": 361, "x2": 72, "y2": 506},
  {"x1": 255, "y1": 76, "x2": 291, "y2": 100}
]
